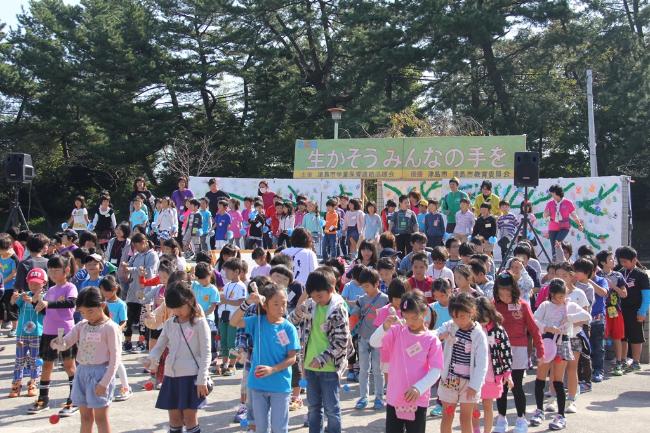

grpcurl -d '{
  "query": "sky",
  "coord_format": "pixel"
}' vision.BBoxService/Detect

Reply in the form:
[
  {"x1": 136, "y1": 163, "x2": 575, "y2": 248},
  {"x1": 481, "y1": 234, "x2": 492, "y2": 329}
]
[{"x1": 1, "y1": 0, "x2": 80, "y2": 29}]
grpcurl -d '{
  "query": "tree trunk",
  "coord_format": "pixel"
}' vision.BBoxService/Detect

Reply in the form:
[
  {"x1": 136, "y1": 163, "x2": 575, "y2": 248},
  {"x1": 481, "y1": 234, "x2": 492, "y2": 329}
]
[
  {"x1": 60, "y1": 134, "x2": 70, "y2": 162},
  {"x1": 14, "y1": 95, "x2": 26, "y2": 125},
  {"x1": 479, "y1": 39, "x2": 514, "y2": 128},
  {"x1": 632, "y1": 0, "x2": 645, "y2": 42},
  {"x1": 167, "y1": 84, "x2": 184, "y2": 124}
]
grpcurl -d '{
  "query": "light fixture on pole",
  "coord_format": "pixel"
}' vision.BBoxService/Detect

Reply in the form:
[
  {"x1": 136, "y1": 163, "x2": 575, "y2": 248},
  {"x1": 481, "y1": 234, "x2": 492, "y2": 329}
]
[{"x1": 327, "y1": 107, "x2": 345, "y2": 140}]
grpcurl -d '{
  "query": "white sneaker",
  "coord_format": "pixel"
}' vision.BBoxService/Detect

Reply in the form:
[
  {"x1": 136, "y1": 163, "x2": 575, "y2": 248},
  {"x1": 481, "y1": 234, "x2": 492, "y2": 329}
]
[
  {"x1": 545, "y1": 398, "x2": 557, "y2": 413},
  {"x1": 549, "y1": 414, "x2": 567, "y2": 430},
  {"x1": 565, "y1": 401, "x2": 577, "y2": 414},
  {"x1": 529, "y1": 409, "x2": 545, "y2": 427},
  {"x1": 58, "y1": 404, "x2": 79, "y2": 417},
  {"x1": 114, "y1": 386, "x2": 133, "y2": 402},
  {"x1": 493, "y1": 415, "x2": 509, "y2": 433},
  {"x1": 513, "y1": 416, "x2": 529, "y2": 433}
]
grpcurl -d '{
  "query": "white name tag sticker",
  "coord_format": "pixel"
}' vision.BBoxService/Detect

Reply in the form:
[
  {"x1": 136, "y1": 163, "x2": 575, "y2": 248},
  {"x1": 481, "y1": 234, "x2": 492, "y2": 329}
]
[
  {"x1": 406, "y1": 341, "x2": 423, "y2": 357},
  {"x1": 508, "y1": 304, "x2": 521, "y2": 311},
  {"x1": 277, "y1": 330, "x2": 290, "y2": 346},
  {"x1": 85, "y1": 332, "x2": 101, "y2": 343},
  {"x1": 485, "y1": 224, "x2": 492, "y2": 228}
]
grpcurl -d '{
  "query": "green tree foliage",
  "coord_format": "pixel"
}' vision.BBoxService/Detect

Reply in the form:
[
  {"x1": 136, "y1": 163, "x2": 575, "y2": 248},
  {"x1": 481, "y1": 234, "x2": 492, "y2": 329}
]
[{"x1": 0, "y1": 0, "x2": 648, "y2": 225}]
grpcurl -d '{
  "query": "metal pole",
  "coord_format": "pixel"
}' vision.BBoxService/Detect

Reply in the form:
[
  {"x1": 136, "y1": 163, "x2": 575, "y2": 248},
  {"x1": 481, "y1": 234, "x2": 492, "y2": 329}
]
[
  {"x1": 334, "y1": 120, "x2": 339, "y2": 140},
  {"x1": 587, "y1": 69, "x2": 598, "y2": 177}
]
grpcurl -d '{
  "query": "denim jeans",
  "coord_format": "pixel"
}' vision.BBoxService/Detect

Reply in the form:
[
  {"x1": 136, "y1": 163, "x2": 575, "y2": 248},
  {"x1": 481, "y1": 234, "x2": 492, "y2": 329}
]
[
  {"x1": 549, "y1": 229, "x2": 570, "y2": 261},
  {"x1": 322, "y1": 234, "x2": 337, "y2": 260},
  {"x1": 358, "y1": 337, "x2": 383, "y2": 400},
  {"x1": 199, "y1": 234, "x2": 209, "y2": 252},
  {"x1": 590, "y1": 318, "x2": 606, "y2": 375},
  {"x1": 249, "y1": 388, "x2": 290, "y2": 433},
  {"x1": 311, "y1": 232, "x2": 323, "y2": 259},
  {"x1": 306, "y1": 370, "x2": 341, "y2": 433}
]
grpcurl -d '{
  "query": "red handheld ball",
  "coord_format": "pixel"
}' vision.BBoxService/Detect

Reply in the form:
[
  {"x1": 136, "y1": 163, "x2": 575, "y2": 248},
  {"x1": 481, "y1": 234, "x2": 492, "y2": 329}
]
[
  {"x1": 139, "y1": 335, "x2": 146, "y2": 343},
  {"x1": 554, "y1": 355, "x2": 562, "y2": 364},
  {"x1": 473, "y1": 409, "x2": 481, "y2": 419},
  {"x1": 144, "y1": 381, "x2": 154, "y2": 391},
  {"x1": 445, "y1": 406, "x2": 455, "y2": 415},
  {"x1": 49, "y1": 414, "x2": 60, "y2": 424}
]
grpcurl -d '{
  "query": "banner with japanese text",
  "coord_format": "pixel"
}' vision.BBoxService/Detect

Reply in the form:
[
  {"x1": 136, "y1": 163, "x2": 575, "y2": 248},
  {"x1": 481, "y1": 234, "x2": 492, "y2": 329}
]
[{"x1": 293, "y1": 135, "x2": 526, "y2": 179}]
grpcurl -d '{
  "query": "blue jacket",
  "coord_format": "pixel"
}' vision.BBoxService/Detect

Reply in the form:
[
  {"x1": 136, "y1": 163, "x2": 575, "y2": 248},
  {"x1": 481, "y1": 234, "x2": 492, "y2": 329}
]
[{"x1": 425, "y1": 212, "x2": 445, "y2": 238}]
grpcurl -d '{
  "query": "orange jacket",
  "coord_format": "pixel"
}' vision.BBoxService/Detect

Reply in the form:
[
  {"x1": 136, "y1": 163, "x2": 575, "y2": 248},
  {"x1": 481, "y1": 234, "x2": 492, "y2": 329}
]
[{"x1": 324, "y1": 211, "x2": 339, "y2": 235}]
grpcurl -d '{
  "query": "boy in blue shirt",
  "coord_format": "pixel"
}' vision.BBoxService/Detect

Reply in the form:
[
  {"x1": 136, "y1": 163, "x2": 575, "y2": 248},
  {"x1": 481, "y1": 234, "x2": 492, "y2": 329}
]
[
  {"x1": 99, "y1": 275, "x2": 132, "y2": 401},
  {"x1": 9, "y1": 268, "x2": 47, "y2": 398},
  {"x1": 341, "y1": 265, "x2": 366, "y2": 382},
  {"x1": 425, "y1": 199, "x2": 445, "y2": 248},
  {"x1": 199, "y1": 198, "x2": 213, "y2": 253},
  {"x1": 214, "y1": 200, "x2": 232, "y2": 249},
  {"x1": 350, "y1": 267, "x2": 388, "y2": 410},
  {"x1": 129, "y1": 196, "x2": 149, "y2": 231},
  {"x1": 191, "y1": 262, "x2": 220, "y2": 361}
]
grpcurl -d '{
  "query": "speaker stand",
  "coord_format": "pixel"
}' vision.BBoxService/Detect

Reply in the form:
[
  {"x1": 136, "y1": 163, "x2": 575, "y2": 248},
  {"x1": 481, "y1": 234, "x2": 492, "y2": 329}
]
[
  {"x1": 4, "y1": 185, "x2": 29, "y2": 232},
  {"x1": 498, "y1": 186, "x2": 551, "y2": 273}
]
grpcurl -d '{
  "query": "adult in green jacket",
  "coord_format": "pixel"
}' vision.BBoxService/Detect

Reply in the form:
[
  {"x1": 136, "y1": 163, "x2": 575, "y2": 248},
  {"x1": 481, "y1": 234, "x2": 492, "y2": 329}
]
[{"x1": 440, "y1": 177, "x2": 469, "y2": 234}]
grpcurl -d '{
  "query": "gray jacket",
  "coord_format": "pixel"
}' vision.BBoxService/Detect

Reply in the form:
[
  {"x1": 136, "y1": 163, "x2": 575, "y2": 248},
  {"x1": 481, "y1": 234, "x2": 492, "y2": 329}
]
[{"x1": 124, "y1": 248, "x2": 159, "y2": 304}]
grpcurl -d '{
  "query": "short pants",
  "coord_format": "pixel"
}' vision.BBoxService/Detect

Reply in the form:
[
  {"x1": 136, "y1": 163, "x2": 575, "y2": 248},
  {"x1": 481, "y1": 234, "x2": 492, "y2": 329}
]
[
  {"x1": 40, "y1": 334, "x2": 77, "y2": 362},
  {"x1": 570, "y1": 337, "x2": 582, "y2": 354},
  {"x1": 510, "y1": 346, "x2": 529, "y2": 370},
  {"x1": 481, "y1": 380, "x2": 504, "y2": 400},
  {"x1": 606, "y1": 314, "x2": 625, "y2": 340},
  {"x1": 71, "y1": 364, "x2": 115, "y2": 408},
  {"x1": 622, "y1": 308, "x2": 645, "y2": 344},
  {"x1": 438, "y1": 375, "x2": 480, "y2": 404}
]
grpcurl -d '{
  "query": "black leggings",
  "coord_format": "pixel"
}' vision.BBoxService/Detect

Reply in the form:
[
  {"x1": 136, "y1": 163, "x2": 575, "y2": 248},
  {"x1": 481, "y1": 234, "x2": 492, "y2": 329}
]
[
  {"x1": 497, "y1": 369, "x2": 526, "y2": 417},
  {"x1": 125, "y1": 302, "x2": 142, "y2": 338},
  {"x1": 386, "y1": 404, "x2": 426, "y2": 433}
]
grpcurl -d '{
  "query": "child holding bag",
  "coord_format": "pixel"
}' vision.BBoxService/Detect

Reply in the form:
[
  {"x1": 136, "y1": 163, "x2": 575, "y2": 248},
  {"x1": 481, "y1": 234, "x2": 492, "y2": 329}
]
[{"x1": 144, "y1": 281, "x2": 211, "y2": 433}]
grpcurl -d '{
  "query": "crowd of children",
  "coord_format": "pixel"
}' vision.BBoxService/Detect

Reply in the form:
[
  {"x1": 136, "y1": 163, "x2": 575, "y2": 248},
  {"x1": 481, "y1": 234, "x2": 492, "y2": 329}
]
[{"x1": 0, "y1": 175, "x2": 648, "y2": 433}]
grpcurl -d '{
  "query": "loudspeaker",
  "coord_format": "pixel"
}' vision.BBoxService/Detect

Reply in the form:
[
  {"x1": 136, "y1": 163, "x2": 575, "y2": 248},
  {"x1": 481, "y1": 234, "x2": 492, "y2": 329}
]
[
  {"x1": 514, "y1": 151, "x2": 539, "y2": 187},
  {"x1": 4, "y1": 153, "x2": 34, "y2": 183}
]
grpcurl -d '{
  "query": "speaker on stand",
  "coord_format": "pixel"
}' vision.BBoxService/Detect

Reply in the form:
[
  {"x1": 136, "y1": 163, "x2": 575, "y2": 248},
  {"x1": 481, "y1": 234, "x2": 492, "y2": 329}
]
[
  {"x1": 3, "y1": 153, "x2": 34, "y2": 231},
  {"x1": 499, "y1": 151, "x2": 552, "y2": 271}
]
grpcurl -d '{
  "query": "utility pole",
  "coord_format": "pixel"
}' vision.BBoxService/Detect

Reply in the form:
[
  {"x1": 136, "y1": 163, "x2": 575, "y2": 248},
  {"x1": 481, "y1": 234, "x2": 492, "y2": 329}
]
[
  {"x1": 587, "y1": 69, "x2": 598, "y2": 177},
  {"x1": 327, "y1": 107, "x2": 345, "y2": 140}
]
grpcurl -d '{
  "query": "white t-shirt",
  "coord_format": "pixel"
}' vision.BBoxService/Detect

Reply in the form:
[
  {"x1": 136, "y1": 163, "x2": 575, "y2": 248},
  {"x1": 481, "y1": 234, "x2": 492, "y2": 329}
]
[
  {"x1": 426, "y1": 265, "x2": 455, "y2": 288},
  {"x1": 568, "y1": 288, "x2": 589, "y2": 308},
  {"x1": 279, "y1": 247, "x2": 319, "y2": 286},
  {"x1": 72, "y1": 208, "x2": 88, "y2": 229},
  {"x1": 219, "y1": 281, "x2": 247, "y2": 316}
]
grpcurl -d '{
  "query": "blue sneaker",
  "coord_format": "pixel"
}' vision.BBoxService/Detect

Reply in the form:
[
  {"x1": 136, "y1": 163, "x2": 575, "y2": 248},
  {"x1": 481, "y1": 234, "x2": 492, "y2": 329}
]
[
  {"x1": 429, "y1": 404, "x2": 443, "y2": 417},
  {"x1": 592, "y1": 372, "x2": 604, "y2": 383},
  {"x1": 355, "y1": 398, "x2": 368, "y2": 409},
  {"x1": 373, "y1": 398, "x2": 385, "y2": 410}
]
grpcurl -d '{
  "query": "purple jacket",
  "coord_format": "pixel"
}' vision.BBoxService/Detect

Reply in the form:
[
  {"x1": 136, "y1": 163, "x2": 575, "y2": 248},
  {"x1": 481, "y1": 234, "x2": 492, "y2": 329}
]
[{"x1": 171, "y1": 189, "x2": 194, "y2": 213}]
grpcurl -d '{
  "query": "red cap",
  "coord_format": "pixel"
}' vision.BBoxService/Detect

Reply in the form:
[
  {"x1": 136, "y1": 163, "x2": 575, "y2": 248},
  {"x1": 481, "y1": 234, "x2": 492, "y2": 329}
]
[{"x1": 26, "y1": 268, "x2": 47, "y2": 285}]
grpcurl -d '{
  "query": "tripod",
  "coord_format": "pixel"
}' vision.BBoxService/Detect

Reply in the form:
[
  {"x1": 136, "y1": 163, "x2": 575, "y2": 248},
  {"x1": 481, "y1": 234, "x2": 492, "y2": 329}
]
[
  {"x1": 498, "y1": 186, "x2": 551, "y2": 273},
  {"x1": 4, "y1": 184, "x2": 29, "y2": 231}
]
